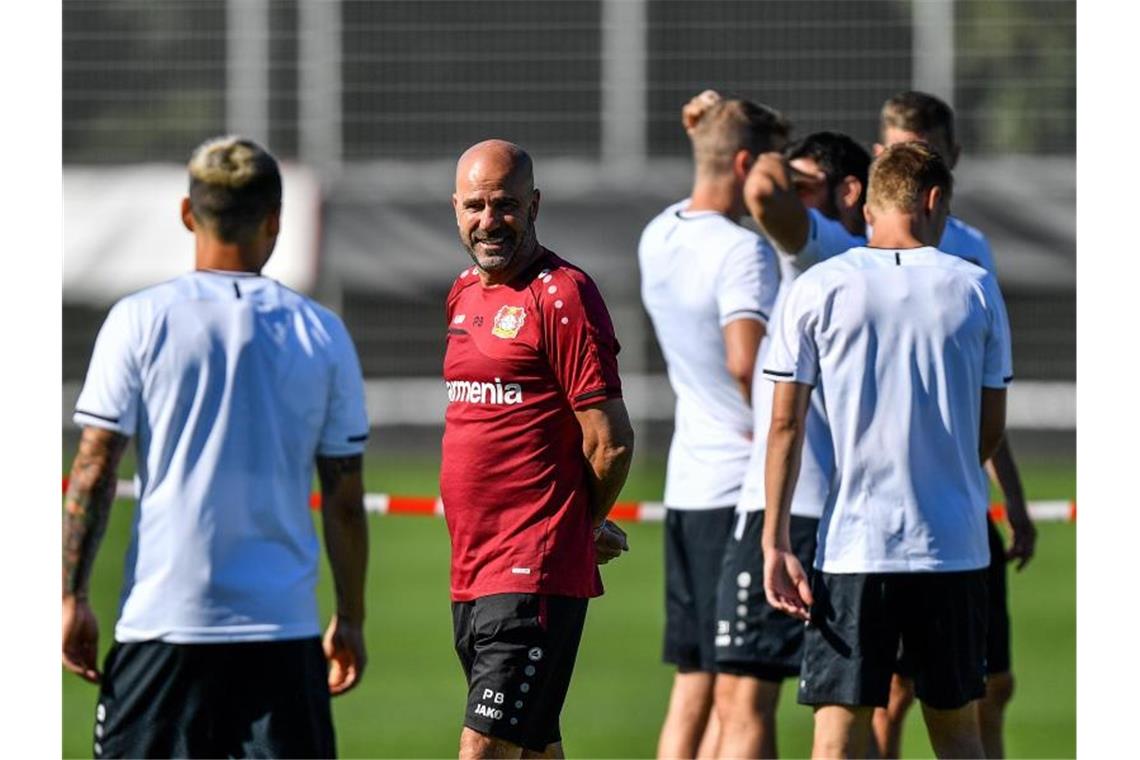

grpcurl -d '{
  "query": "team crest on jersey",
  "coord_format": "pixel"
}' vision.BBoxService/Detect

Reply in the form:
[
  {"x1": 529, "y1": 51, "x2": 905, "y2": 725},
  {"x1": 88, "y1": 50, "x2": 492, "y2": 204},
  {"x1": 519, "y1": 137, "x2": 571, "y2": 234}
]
[{"x1": 491, "y1": 305, "x2": 527, "y2": 339}]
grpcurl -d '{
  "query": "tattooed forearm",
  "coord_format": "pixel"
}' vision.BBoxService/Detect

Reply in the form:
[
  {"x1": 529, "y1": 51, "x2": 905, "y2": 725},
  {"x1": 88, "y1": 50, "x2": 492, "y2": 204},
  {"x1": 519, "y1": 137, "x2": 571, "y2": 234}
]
[{"x1": 63, "y1": 428, "x2": 128, "y2": 598}]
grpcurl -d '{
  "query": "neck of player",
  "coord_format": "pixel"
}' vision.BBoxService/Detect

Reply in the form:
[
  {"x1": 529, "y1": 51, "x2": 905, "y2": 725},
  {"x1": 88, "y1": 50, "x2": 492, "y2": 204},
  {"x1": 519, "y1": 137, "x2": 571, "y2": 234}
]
[
  {"x1": 865, "y1": 210, "x2": 942, "y2": 250},
  {"x1": 687, "y1": 175, "x2": 745, "y2": 220},
  {"x1": 193, "y1": 233, "x2": 271, "y2": 274}
]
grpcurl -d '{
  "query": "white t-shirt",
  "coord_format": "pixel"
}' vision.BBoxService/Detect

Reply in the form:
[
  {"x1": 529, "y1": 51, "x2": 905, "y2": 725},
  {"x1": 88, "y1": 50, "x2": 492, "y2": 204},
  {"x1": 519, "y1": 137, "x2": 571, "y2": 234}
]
[
  {"x1": 737, "y1": 210, "x2": 865, "y2": 518},
  {"x1": 74, "y1": 270, "x2": 369, "y2": 643},
  {"x1": 639, "y1": 199, "x2": 780, "y2": 508},
  {"x1": 764, "y1": 246, "x2": 1013, "y2": 573}
]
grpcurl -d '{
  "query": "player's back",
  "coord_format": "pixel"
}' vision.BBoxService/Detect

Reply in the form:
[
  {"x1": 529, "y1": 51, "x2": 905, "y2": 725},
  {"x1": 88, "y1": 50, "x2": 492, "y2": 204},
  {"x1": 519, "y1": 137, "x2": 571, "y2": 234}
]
[
  {"x1": 780, "y1": 246, "x2": 1010, "y2": 572},
  {"x1": 638, "y1": 200, "x2": 779, "y2": 507},
  {"x1": 76, "y1": 270, "x2": 367, "y2": 642}
]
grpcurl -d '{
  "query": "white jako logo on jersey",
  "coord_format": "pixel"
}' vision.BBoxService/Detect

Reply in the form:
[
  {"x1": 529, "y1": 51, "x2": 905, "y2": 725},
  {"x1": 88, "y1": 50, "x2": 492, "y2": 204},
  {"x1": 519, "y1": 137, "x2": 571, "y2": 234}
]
[{"x1": 446, "y1": 377, "x2": 524, "y2": 405}]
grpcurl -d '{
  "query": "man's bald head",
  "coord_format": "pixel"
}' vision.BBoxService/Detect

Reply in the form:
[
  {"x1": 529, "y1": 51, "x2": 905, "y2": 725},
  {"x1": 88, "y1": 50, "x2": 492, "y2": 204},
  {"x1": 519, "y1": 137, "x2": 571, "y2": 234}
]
[
  {"x1": 452, "y1": 140, "x2": 542, "y2": 284},
  {"x1": 455, "y1": 139, "x2": 535, "y2": 197}
]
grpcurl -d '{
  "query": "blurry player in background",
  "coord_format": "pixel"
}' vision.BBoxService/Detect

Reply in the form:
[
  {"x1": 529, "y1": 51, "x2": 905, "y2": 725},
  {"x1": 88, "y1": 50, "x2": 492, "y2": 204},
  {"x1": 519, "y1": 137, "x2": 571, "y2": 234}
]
[
  {"x1": 714, "y1": 130, "x2": 870, "y2": 758},
  {"x1": 763, "y1": 142, "x2": 1012, "y2": 758},
  {"x1": 639, "y1": 91, "x2": 785, "y2": 759},
  {"x1": 62, "y1": 136, "x2": 370, "y2": 757},
  {"x1": 443, "y1": 139, "x2": 634, "y2": 759},
  {"x1": 870, "y1": 91, "x2": 1036, "y2": 760}
]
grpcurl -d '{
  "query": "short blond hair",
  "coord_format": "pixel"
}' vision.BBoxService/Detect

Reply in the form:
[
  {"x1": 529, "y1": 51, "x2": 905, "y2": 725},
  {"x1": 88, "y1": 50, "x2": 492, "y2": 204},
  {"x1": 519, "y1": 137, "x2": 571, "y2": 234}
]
[
  {"x1": 688, "y1": 97, "x2": 790, "y2": 176},
  {"x1": 866, "y1": 141, "x2": 953, "y2": 213},
  {"x1": 188, "y1": 136, "x2": 281, "y2": 242}
]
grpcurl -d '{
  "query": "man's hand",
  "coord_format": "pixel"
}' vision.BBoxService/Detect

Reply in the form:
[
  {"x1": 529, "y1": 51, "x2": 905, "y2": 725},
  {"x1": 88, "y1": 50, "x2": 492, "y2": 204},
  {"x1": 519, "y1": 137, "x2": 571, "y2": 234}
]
[
  {"x1": 62, "y1": 595, "x2": 101, "y2": 683},
  {"x1": 1006, "y1": 510, "x2": 1037, "y2": 571},
  {"x1": 682, "y1": 89, "x2": 722, "y2": 134},
  {"x1": 763, "y1": 547, "x2": 813, "y2": 621},
  {"x1": 324, "y1": 615, "x2": 367, "y2": 696},
  {"x1": 594, "y1": 519, "x2": 629, "y2": 564}
]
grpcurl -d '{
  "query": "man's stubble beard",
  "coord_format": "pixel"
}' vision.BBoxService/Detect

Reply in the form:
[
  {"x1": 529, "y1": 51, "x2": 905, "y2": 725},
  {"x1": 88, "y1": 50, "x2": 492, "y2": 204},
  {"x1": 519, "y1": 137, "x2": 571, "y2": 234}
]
[{"x1": 464, "y1": 221, "x2": 538, "y2": 276}]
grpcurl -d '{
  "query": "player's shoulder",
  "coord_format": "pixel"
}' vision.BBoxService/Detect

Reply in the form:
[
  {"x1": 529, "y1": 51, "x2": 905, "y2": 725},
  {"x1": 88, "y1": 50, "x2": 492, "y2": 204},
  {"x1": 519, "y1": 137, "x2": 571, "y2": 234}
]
[
  {"x1": 447, "y1": 265, "x2": 484, "y2": 303},
  {"x1": 944, "y1": 215, "x2": 990, "y2": 246},
  {"x1": 535, "y1": 250, "x2": 600, "y2": 291},
  {"x1": 528, "y1": 250, "x2": 607, "y2": 308}
]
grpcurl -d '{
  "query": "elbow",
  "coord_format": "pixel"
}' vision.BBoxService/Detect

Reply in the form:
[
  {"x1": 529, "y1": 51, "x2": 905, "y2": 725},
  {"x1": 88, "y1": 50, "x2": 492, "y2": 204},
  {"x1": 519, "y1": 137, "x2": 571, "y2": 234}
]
[
  {"x1": 726, "y1": 359, "x2": 754, "y2": 391},
  {"x1": 980, "y1": 429, "x2": 1005, "y2": 465}
]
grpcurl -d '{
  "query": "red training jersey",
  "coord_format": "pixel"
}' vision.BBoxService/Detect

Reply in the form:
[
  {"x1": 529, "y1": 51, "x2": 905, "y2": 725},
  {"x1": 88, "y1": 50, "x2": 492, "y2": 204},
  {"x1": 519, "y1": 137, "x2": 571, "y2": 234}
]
[{"x1": 440, "y1": 248, "x2": 623, "y2": 602}]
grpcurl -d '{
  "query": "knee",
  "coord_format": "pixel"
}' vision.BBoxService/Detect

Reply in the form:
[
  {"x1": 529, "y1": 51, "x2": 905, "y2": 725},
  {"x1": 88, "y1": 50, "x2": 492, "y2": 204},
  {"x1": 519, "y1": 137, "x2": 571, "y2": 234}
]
[
  {"x1": 985, "y1": 671, "x2": 1015, "y2": 708},
  {"x1": 886, "y1": 679, "x2": 916, "y2": 721}
]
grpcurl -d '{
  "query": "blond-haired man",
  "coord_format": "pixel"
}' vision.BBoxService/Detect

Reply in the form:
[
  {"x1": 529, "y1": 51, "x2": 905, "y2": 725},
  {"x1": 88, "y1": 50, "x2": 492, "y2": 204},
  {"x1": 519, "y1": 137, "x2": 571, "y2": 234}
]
[
  {"x1": 62, "y1": 136, "x2": 369, "y2": 757},
  {"x1": 871, "y1": 91, "x2": 1035, "y2": 759},
  {"x1": 762, "y1": 143, "x2": 1012, "y2": 758}
]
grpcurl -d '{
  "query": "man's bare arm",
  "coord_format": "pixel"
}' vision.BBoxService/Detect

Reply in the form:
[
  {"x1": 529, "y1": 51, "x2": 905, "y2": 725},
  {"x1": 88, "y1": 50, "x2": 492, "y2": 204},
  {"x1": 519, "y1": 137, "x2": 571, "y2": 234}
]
[
  {"x1": 744, "y1": 153, "x2": 812, "y2": 258},
  {"x1": 979, "y1": 388, "x2": 1007, "y2": 465},
  {"x1": 575, "y1": 398, "x2": 635, "y2": 527},
  {"x1": 762, "y1": 382, "x2": 813, "y2": 553},
  {"x1": 761, "y1": 382, "x2": 814, "y2": 620},
  {"x1": 316, "y1": 454, "x2": 369, "y2": 695},
  {"x1": 63, "y1": 427, "x2": 128, "y2": 599},
  {"x1": 316, "y1": 455, "x2": 368, "y2": 625},
  {"x1": 723, "y1": 319, "x2": 765, "y2": 407},
  {"x1": 986, "y1": 437, "x2": 1036, "y2": 570},
  {"x1": 62, "y1": 426, "x2": 128, "y2": 683}
]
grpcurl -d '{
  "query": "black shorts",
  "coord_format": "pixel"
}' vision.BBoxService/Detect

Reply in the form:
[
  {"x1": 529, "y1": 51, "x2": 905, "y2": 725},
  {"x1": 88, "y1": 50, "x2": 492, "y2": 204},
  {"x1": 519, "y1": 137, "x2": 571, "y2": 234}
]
[
  {"x1": 93, "y1": 637, "x2": 335, "y2": 759},
  {"x1": 896, "y1": 519, "x2": 1011, "y2": 678},
  {"x1": 452, "y1": 593, "x2": 588, "y2": 753},
  {"x1": 984, "y1": 517, "x2": 1012, "y2": 674},
  {"x1": 799, "y1": 569, "x2": 988, "y2": 710},
  {"x1": 663, "y1": 506, "x2": 736, "y2": 672},
  {"x1": 715, "y1": 511, "x2": 818, "y2": 681}
]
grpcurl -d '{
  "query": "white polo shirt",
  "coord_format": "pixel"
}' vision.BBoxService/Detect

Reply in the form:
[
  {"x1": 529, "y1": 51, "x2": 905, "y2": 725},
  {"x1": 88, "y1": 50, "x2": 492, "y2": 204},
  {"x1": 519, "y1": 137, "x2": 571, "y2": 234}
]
[
  {"x1": 74, "y1": 270, "x2": 369, "y2": 643},
  {"x1": 639, "y1": 199, "x2": 780, "y2": 509},
  {"x1": 764, "y1": 246, "x2": 1013, "y2": 573},
  {"x1": 737, "y1": 210, "x2": 865, "y2": 518}
]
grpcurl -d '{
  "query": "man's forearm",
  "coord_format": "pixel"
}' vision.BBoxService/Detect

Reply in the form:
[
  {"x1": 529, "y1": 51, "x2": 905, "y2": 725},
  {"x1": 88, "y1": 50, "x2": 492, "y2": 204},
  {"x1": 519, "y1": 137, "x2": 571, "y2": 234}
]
[
  {"x1": 987, "y1": 438, "x2": 1028, "y2": 520},
  {"x1": 762, "y1": 382, "x2": 811, "y2": 551},
  {"x1": 63, "y1": 428, "x2": 128, "y2": 598},
  {"x1": 762, "y1": 421, "x2": 802, "y2": 552},
  {"x1": 317, "y1": 456, "x2": 368, "y2": 624},
  {"x1": 583, "y1": 440, "x2": 633, "y2": 526}
]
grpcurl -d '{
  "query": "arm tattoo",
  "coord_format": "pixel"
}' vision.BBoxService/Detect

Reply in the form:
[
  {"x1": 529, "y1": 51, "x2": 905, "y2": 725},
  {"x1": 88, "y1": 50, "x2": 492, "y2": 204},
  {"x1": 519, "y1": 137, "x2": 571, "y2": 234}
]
[
  {"x1": 62, "y1": 428, "x2": 128, "y2": 598},
  {"x1": 316, "y1": 454, "x2": 363, "y2": 493}
]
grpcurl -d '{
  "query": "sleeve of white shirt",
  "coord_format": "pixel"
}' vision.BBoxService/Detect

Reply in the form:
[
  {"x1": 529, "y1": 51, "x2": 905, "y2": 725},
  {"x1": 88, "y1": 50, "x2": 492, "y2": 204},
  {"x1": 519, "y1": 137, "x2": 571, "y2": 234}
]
[
  {"x1": 715, "y1": 236, "x2": 778, "y2": 327},
  {"x1": 785, "y1": 208, "x2": 863, "y2": 273},
  {"x1": 762, "y1": 272, "x2": 821, "y2": 386},
  {"x1": 981, "y1": 274, "x2": 1014, "y2": 388},
  {"x1": 73, "y1": 299, "x2": 142, "y2": 436},
  {"x1": 317, "y1": 316, "x2": 370, "y2": 457}
]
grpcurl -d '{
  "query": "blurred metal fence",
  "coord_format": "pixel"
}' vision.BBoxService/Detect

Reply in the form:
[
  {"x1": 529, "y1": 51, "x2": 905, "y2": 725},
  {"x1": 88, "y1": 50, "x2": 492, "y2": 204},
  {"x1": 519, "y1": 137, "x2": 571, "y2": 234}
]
[{"x1": 64, "y1": 0, "x2": 1075, "y2": 165}]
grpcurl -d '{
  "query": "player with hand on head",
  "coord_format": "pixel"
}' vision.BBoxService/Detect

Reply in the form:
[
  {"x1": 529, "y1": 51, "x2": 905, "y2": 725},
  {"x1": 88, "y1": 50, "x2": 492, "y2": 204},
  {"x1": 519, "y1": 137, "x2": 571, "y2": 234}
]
[
  {"x1": 711, "y1": 129, "x2": 870, "y2": 759},
  {"x1": 62, "y1": 136, "x2": 370, "y2": 758},
  {"x1": 639, "y1": 90, "x2": 786, "y2": 759},
  {"x1": 443, "y1": 139, "x2": 634, "y2": 759},
  {"x1": 869, "y1": 90, "x2": 1036, "y2": 760},
  {"x1": 762, "y1": 142, "x2": 1012, "y2": 759}
]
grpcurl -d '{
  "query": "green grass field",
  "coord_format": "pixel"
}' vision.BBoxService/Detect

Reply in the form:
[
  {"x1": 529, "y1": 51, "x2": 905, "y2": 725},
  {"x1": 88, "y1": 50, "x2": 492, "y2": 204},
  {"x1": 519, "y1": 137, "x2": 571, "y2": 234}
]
[{"x1": 61, "y1": 454, "x2": 1075, "y2": 758}]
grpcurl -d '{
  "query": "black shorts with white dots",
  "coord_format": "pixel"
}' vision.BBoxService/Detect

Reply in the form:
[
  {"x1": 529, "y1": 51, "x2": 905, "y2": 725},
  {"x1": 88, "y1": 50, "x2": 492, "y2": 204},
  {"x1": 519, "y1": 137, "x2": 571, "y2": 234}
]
[{"x1": 452, "y1": 593, "x2": 588, "y2": 753}]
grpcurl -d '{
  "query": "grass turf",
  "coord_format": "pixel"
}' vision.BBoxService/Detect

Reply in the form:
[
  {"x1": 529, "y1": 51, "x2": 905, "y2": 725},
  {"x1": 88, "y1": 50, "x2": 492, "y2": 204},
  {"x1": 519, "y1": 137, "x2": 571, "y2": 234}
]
[{"x1": 61, "y1": 455, "x2": 1074, "y2": 758}]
